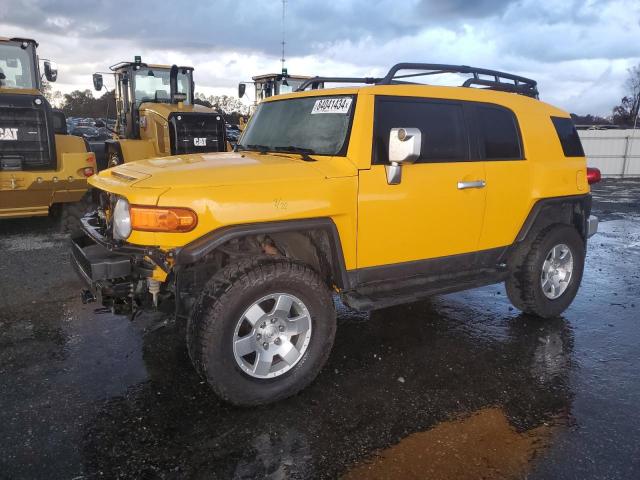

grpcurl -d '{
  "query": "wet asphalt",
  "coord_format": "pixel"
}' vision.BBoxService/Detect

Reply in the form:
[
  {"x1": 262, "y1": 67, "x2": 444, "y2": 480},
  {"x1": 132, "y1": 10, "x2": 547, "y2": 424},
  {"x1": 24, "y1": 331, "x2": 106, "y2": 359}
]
[{"x1": 1, "y1": 178, "x2": 639, "y2": 479}]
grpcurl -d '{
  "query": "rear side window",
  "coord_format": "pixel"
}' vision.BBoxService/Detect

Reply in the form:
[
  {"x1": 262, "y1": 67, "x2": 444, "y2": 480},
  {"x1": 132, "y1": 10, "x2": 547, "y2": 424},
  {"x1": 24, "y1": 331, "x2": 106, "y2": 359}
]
[
  {"x1": 551, "y1": 117, "x2": 584, "y2": 157},
  {"x1": 373, "y1": 97, "x2": 469, "y2": 163},
  {"x1": 476, "y1": 106, "x2": 523, "y2": 160}
]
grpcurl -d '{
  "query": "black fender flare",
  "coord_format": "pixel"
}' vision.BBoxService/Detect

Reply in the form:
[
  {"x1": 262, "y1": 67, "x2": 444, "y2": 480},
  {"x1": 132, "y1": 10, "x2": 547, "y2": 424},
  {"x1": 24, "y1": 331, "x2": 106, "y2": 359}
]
[
  {"x1": 513, "y1": 193, "x2": 592, "y2": 244},
  {"x1": 174, "y1": 217, "x2": 351, "y2": 289}
]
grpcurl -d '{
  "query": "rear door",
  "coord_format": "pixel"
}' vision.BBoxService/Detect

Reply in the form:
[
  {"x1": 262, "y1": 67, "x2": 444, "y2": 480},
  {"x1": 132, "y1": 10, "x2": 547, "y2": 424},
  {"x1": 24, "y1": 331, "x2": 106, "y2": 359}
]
[{"x1": 472, "y1": 104, "x2": 531, "y2": 251}]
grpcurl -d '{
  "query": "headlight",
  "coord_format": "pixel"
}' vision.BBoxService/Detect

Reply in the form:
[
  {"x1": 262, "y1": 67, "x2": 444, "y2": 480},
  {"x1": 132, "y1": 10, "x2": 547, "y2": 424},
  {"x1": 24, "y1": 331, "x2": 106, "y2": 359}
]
[{"x1": 113, "y1": 197, "x2": 132, "y2": 239}]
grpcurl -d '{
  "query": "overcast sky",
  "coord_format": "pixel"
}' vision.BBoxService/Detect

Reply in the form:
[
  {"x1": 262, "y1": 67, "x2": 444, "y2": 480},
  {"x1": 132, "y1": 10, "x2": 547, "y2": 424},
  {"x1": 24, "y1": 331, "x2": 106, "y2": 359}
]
[{"x1": 1, "y1": 0, "x2": 638, "y2": 115}]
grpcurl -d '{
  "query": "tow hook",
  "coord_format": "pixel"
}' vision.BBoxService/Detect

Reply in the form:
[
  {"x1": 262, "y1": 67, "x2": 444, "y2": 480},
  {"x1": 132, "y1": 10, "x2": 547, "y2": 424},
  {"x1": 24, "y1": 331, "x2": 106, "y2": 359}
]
[{"x1": 81, "y1": 289, "x2": 96, "y2": 304}]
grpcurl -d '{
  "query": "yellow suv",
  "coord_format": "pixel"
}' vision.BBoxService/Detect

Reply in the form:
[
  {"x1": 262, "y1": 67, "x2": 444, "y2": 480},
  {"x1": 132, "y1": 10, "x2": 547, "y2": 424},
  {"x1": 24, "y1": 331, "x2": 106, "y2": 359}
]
[{"x1": 71, "y1": 63, "x2": 599, "y2": 406}]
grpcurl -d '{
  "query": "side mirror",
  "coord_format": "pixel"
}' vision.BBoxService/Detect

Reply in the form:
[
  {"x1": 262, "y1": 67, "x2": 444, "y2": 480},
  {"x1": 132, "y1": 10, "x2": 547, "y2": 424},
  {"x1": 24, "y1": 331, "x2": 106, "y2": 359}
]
[
  {"x1": 386, "y1": 127, "x2": 421, "y2": 185},
  {"x1": 44, "y1": 61, "x2": 58, "y2": 82},
  {"x1": 238, "y1": 83, "x2": 246, "y2": 98},
  {"x1": 93, "y1": 73, "x2": 103, "y2": 91}
]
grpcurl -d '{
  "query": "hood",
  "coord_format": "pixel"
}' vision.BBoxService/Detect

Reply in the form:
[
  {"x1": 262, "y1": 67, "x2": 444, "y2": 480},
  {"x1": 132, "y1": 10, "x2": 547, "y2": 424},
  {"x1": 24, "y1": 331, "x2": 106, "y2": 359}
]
[{"x1": 96, "y1": 151, "x2": 348, "y2": 189}]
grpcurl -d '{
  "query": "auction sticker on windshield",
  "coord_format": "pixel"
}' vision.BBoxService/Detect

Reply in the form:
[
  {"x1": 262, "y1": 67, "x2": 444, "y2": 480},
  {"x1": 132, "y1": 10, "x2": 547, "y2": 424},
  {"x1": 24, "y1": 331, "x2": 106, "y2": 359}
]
[{"x1": 311, "y1": 97, "x2": 352, "y2": 114}]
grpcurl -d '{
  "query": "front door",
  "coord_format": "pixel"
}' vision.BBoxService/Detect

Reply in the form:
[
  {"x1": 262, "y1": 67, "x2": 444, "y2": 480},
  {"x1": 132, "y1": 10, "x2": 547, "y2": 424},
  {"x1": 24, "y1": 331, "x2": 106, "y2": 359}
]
[{"x1": 356, "y1": 96, "x2": 487, "y2": 281}]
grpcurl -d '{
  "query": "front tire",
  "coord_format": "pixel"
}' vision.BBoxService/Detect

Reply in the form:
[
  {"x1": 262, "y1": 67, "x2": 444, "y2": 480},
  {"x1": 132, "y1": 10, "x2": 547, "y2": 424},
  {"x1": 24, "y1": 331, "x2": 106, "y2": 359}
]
[
  {"x1": 506, "y1": 225, "x2": 585, "y2": 318},
  {"x1": 187, "y1": 258, "x2": 336, "y2": 406}
]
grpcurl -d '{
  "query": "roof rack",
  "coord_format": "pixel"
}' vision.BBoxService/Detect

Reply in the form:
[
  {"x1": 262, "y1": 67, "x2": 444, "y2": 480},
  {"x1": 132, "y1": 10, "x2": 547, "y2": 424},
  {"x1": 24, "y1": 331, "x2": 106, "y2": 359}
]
[
  {"x1": 296, "y1": 63, "x2": 539, "y2": 98},
  {"x1": 296, "y1": 76, "x2": 381, "y2": 91}
]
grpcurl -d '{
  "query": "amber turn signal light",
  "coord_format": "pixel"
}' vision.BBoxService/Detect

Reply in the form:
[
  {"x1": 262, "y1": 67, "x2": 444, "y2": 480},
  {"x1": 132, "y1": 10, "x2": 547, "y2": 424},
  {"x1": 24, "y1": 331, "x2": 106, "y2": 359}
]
[{"x1": 130, "y1": 206, "x2": 197, "y2": 232}]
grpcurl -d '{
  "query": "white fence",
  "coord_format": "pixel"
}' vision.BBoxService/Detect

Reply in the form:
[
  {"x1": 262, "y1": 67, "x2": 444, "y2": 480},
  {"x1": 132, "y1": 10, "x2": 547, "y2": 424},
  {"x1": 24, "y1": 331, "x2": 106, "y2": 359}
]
[{"x1": 578, "y1": 129, "x2": 640, "y2": 177}]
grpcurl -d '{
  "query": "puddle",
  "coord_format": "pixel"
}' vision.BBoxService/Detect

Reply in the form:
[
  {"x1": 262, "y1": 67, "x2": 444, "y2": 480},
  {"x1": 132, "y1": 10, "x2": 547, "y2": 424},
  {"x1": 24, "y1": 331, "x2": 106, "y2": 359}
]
[{"x1": 342, "y1": 408, "x2": 561, "y2": 480}]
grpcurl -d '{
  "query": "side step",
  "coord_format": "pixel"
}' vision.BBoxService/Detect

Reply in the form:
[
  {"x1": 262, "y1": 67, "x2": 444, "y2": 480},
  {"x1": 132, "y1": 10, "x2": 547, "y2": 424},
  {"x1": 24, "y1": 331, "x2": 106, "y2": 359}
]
[{"x1": 341, "y1": 270, "x2": 508, "y2": 312}]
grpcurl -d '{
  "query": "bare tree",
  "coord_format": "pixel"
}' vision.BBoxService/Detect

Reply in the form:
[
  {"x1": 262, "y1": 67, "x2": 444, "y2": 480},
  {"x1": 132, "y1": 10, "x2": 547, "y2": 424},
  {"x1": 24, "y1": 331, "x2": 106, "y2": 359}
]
[{"x1": 612, "y1": 64, "x2": 640, "y2": 127}]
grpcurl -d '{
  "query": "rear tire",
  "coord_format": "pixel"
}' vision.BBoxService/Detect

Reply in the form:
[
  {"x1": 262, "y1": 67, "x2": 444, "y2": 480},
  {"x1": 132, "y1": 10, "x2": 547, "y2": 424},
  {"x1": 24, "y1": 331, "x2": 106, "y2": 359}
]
[
  {"x1": 506, "y1": 225, "x2": 585, "y2": 319},
  {"x1": 187, "y1": 257, "x2": 336, "y2": 406}
]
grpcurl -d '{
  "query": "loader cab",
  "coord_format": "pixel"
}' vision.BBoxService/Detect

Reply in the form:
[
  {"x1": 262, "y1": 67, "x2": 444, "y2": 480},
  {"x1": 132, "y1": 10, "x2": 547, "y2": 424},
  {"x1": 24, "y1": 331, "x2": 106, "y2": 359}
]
[
  {"x1": 238, "y1": 72, "x2": 323, "y2": 108},
  {"x1": 0, "y1": 38, "x2": 40, "y2": 91},
  {"x1": 0, "y1": 37, "x2": 62, "y2": 172},
  {"x1": 96, "y1": 58, "x2": 195, "y2": 139}
]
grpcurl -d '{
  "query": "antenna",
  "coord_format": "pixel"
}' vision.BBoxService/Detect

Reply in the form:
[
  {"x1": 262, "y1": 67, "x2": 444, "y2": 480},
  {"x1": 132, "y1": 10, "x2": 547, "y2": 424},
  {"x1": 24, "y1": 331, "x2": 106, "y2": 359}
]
[{"x1": 281, "y1": 0, "x2": 286, "y2": 74}]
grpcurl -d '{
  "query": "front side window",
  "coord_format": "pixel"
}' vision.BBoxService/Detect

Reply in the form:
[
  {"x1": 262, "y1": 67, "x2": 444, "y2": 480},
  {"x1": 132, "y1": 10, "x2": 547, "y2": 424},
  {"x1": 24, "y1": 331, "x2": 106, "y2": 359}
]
[
  {"x1": 0, "y1": 42, "x2": 37, "y2": 89},
  {"x1": 476, "y1": 105, "x2": 523, "y2": 160},
  {"x1": 373, "y1": 97, "x2": 469, "y2": 164},
  {"x1": 551, "y1": 116, "x2": 584, "y2": 157},
  {"x1": 239, "y1": 95, "x2": 355, "y2": 155},
  {"x1": 133, "y1": 68, "x2": 192, "y2": 105}
]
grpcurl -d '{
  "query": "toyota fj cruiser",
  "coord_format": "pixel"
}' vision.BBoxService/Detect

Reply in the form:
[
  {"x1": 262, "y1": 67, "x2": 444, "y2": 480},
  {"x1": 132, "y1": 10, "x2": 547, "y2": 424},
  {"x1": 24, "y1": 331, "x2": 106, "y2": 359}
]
[{"x1": 71, "y1": 63, "x2": 599, "y2": 406}]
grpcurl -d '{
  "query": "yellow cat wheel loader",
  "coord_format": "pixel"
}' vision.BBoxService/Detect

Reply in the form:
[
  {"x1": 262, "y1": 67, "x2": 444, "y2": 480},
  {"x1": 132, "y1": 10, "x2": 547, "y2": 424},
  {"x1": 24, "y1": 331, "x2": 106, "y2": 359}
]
[
  {"x1": 0, "y1": 37, "x2": 96, "y2": 231},
  {"x1": 92, "y1": 57, "x2": 228, "y2": 170},
  {"x1": 238, "y1": 70, "x2": 323, "y2": 110}
]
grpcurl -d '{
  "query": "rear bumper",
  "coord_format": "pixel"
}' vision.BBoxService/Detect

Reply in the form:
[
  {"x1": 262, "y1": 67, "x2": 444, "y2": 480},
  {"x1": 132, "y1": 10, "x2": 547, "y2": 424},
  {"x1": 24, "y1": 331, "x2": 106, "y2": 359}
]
[{"x1": 587, "y1": 215, "x2": 598, "y2": 238}]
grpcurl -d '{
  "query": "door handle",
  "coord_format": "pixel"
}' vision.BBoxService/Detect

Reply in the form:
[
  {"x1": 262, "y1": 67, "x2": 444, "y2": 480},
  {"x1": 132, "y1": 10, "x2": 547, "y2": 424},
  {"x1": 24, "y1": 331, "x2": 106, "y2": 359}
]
[{"x1": 457, "y1": 180, "x2": 486, "y2": 190}]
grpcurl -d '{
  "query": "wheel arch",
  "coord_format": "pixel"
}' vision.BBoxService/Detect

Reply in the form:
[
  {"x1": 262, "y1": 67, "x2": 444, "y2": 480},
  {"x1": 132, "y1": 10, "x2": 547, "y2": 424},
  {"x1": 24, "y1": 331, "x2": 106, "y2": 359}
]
[
  {"x1": 174, "y1": 218, "x2": 351, "y2": 290},
  {"x1": 514, "y1": 194, "x2": 592, "y2": 244}
]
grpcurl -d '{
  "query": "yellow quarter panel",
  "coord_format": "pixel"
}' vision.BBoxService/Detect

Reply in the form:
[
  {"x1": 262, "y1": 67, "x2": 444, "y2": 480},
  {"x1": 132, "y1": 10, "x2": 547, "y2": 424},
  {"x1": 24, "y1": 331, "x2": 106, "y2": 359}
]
[{"x1": 478, "y1": 102, "x2": 587, "y2": 250}]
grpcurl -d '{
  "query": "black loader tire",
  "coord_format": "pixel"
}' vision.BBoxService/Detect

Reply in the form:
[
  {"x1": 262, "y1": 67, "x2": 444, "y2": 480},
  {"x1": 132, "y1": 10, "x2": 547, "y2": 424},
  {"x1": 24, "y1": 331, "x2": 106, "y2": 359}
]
[{"x1": 57, "y1": 191, "x2": 94, "y2": 234}]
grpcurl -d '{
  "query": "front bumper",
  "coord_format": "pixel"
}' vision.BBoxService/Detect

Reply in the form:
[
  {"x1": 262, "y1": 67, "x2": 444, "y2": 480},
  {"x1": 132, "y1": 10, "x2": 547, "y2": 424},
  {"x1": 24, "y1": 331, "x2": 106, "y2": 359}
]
[
  {"x1": 70, "y1": 232, "x2": 135, "y2": 308},
  {"x1": 70, "y1": 233, "x2": 131, "y2": 285},
  {"x1": 587, "y1": 215, "x2": 598, "y2": 238},
  {"x1": 70, "y1": 212, "x2": 160, "y2": 310}
]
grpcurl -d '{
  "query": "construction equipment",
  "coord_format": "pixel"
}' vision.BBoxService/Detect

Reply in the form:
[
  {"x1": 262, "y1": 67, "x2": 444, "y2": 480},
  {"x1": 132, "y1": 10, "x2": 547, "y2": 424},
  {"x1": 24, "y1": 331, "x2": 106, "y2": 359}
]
[
  {"x1": 0, "y1": 37, "x2": 95, "y2": 228},
  {"x1": 238, "y1": 70, "x2": 324, "y2": 108},
  {"x1": 92, "y1": 57, "x2": 228, "y2": 169}
]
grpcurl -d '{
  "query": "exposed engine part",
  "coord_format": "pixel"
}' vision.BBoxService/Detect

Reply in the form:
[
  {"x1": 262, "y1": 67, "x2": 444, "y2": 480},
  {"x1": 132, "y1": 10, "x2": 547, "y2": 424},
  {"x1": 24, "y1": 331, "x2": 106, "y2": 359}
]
[{"x1": 148, "y1": 278, "x2": 161, "y2": 307}]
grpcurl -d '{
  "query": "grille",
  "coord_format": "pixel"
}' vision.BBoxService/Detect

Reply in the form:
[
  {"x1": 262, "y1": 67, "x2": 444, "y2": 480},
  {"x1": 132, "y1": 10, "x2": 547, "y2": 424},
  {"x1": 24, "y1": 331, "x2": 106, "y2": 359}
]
[
  {"x1": 168, "y1": 112, "x2": 227, "y2": 155},
  {"x1": 0, "y1": 94, "x2": 56, "y2": 171}
]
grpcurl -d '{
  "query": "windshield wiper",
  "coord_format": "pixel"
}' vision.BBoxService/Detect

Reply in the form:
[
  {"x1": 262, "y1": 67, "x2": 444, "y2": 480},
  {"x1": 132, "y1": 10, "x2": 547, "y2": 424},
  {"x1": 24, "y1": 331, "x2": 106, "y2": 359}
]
[
  {"x1": 273, "y1": 146, "x2": 317, "y2": 162},
  {"x1": 236, "y1": 144, "x2": 269, "y2": 154}
]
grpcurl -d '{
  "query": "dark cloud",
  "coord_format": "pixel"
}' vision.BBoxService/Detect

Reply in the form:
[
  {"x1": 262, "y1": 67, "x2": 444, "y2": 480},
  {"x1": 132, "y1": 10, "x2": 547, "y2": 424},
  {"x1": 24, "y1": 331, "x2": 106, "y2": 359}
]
[
  {"x1": 1, "y1": 0, "x2": 638, "y2": 115},
  {"x1": 0, "y1": 0, "x2": 521, "y2": 57},
  {"x1": 416, "y1": 0, "x2": 515, "y2": 19}
]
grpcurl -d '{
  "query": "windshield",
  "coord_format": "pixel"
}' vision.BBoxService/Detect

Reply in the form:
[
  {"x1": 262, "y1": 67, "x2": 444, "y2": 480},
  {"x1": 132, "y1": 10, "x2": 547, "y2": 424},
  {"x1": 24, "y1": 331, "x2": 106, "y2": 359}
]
[
  {"x1": 133, "y1": 67, "x2": 192, "y2": 105},
  {"x1": 0, "y1": 42, "x2": 37, "y2": 89},
  {"x1": 239, "y1": 95, "x2": 355, "y2": 155}
]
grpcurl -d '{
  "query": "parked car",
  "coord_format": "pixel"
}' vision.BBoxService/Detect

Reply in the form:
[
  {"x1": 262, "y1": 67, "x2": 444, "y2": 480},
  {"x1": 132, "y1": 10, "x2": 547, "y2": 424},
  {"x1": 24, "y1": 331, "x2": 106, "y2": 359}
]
[{"x1": 70, "y1": 125, "x2": 101, "y2": 141}]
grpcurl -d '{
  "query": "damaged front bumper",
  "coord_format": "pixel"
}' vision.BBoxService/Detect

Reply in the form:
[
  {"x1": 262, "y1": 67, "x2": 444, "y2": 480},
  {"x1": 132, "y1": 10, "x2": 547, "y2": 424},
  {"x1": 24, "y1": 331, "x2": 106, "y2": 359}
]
[{"x1": 70, "y1": 212, "x2": 168, "y2": 313}]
